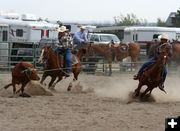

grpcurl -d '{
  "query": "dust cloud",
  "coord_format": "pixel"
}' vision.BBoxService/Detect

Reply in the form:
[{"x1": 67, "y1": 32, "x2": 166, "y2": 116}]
[{"x1": 94, "y1": 75, "x2": 180, "y2": 103}]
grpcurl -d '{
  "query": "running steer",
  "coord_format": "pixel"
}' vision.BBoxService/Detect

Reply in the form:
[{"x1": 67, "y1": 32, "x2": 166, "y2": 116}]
[{"x1": 3, "y1": 61, "x2": 40, "y2": 96}]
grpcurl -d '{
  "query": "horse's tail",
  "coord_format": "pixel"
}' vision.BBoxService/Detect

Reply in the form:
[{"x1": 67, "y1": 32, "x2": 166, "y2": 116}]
[{"x1": 3, "y1": 83, "x2": 13, "y2": 89}]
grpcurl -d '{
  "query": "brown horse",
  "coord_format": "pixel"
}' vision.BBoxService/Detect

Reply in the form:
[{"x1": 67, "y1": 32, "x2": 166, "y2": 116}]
[
  {"x1": 171, "y1": 42, "x2": 180, "y2": 63},
  {"x1": 148, "y1": 41, "x2": 180, "y2": 63},
  {"x1": 38, "y1": 46, "x2": 86, "y2": 90},
  {"x1": 134, "y1": 43, "x2": 172, "y2": 98},
  {"x1": 113, "y1": 42, "x2": 140, "y2": 70},
  {"x1": 85, "y1": 43, "x2": 114, "y2": 76},
  {"x1": 85, "y1": 42, "x2": 140, "y2": 75}
]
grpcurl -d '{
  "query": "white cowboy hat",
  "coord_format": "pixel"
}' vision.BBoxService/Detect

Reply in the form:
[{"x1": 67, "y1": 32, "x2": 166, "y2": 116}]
[
  {"x1": 159, "y1": 34, "x2": 169, "y2": 40},
  {"x1": 80, "y1": 26, "x2": 86, "y2": 30},
  {"x1": 57, "y1": 25, "x2": 68, "y2": 32}
]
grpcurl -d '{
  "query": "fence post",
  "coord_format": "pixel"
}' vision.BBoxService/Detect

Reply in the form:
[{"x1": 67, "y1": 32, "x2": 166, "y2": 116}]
[
  {"x1": 8, "y1": 42, "x2": 12, "y2": 71},
  {"x1": 33, "y1": 42, "x2": 36, "y2": 68}
]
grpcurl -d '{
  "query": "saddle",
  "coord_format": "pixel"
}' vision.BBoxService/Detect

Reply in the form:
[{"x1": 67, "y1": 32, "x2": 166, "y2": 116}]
[{"x1": 119, "y1": 43, "x2": 129, "y2": 53}]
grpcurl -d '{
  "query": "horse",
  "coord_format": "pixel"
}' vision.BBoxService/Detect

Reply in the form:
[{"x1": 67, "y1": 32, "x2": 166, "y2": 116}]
[
  {"x1": 113, "y1": 42, "x2": 141, "y2": 70},
  {"x1": 85, "y1": 43, "x2": 114, "y2": 76},
  {"x1": 38, "y1": 46, "x2": 86, "y2": 91},
  {"x1": 170, "y1": 42, "x2": 180, "y2": 63},
  {"x1": 85, "y1": 42, "x2": 140, "y2": 75},
  {"x1": 134, "y1": 43, "x2": 172, "y2": 98}
]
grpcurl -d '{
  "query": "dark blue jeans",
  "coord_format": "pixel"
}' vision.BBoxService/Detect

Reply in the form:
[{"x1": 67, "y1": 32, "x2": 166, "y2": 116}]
[
  {"x1": 138, "y1": 57, "x2": 167, "y2": 82},
  {"x1": 54, "y1": 47, "x2": 72, "y2": 73},
  {"x1": 65, "y1": 48, "x2": 72, "y2": 73}
]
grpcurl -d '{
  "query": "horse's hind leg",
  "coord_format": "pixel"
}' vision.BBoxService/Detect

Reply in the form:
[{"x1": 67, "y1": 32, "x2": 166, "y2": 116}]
[{"x1": 52, "y1": 76, "x2": 62, "y2": 88}]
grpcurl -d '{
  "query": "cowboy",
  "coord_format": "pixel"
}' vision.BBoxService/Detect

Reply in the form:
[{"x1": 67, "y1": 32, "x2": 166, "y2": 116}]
[
  {"x1": 55, "y1": 25, "x2": 72, "y2": 76},
  {"x1": 133, "y1": 34, "x2": 172, "y2": 91},
  {"x1": 73, "y1": 26, "x2": 88, "y2": 50}
]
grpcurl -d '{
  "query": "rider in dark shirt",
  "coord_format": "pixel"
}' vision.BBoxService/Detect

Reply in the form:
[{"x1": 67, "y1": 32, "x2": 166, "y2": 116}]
[
  {"x1": 55, "y1": 25, "x2": 72, "y2": 76},
  {"x1": 133, "y1": 34, "x2": 172, "y2": 91}
]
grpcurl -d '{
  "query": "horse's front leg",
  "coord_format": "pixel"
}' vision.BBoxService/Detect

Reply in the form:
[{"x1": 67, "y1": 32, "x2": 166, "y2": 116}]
[
  {"x1": 131, "y1": 57, "x2": 138, "y2": 71},
  {"x1": 141, "y1": 86, "x2": 154, "y2": 98},
  {"x1": 108, "y1": 63, "x2": 112, "y2": 76},
  {"x1": 48, "y1": 77, "x2": 56, "y2": 89},
  {"x1": 40, "y1": 72, "x2": 48, "y2": 85},
  {"x1": 134, "y1": 82, "x2": 143, "y2": 96}
]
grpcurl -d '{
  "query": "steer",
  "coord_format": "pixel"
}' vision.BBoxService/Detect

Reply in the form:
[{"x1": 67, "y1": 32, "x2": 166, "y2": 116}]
[{"x1": 3, "y1": 61, "x2": 40, "y2": 96}]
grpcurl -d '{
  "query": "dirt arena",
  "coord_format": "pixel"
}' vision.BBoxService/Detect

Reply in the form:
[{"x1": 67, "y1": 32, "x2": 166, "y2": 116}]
[{"x1": 0, "y1": 72, "x2": 180, "y2": 131}]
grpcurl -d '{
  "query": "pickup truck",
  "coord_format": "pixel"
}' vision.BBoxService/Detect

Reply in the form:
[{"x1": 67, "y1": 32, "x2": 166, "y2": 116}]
[{"x1": 88, "y1": 33, "x2": 120, "y2": 44}]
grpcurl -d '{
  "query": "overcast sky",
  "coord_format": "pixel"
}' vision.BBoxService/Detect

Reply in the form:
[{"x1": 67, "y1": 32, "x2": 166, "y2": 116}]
[{"x1": 0, "y1": 0, "x2": 180, "y2": 23}]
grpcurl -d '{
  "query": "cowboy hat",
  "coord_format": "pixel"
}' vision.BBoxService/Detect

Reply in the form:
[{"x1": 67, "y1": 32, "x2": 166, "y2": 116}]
[
  {"x1": 80, "y1": 26, "x2": 86, "y2": 30},
  {"x1": 159, "y1": 34, "x2": 169, "y2": 40},
  {"x1": 57, "y1": 25, "x2": 68, "y2": 32}
]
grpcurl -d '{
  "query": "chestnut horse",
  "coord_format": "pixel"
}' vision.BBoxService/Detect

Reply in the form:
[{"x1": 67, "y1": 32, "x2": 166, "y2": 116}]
[
  {"x1": 85, "y1": 42, "x2": 140, "y2": 75},
  {"x1": 134, "y1": 43, "x2": 172, "y2": 98},
  {"x1": 171, "y1": 42, "x2": 180, "y2": 63},
  {"x1": 113, "y1": 42, "x2": 140, "y2": 70},
  {"x1": 85, "y1": 43, "x2": 114, "y2": 76},
  {"x1": 38, "y1": 46, "x2": 86, "y2": 90}
]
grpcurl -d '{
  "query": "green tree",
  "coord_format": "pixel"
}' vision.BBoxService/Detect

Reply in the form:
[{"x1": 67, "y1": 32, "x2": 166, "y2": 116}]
[
  {"x1": 114, "y1": 13, "x2": 143, "y2": 26},
  {"x1": 156, "y1": 18, "x2": 166, "y2": 27}
]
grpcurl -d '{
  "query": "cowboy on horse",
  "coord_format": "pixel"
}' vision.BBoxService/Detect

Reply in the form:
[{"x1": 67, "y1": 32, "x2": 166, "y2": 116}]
[
  {"x1": 54, "y1": 25, "x2": 73, "y2": 76},
  {"x1": 133, "y1": 34, "x2": 172, "y2": 91}
]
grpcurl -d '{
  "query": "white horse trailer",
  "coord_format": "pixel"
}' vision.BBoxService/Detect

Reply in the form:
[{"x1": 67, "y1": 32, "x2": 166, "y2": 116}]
[
  {"x1": 123, "y1": 26, "x2": 180, "y2": 42},
  {"x1": 0, "y1": 14, "x2": 59, "y2": 65},
  {"x1": 0, "y1": 24, "x2": 9, "y2": 67}
]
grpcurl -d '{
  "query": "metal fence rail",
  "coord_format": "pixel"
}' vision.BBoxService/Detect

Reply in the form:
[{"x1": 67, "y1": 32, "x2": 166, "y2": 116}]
[{"x1": 0, "y1": 44, "x2": 180, "y2": 76}]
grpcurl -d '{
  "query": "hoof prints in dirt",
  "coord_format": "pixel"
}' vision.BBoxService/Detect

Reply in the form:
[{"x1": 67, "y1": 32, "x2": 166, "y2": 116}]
[{"x1": 127, "y1": 92, "x2": 156, "y2": 103}]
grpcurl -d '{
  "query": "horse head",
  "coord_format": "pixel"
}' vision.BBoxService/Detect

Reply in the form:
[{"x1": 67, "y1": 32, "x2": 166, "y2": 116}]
[
  {"x1": 158, "y1": 43, "x2": 172, "y2": 65},
  {"x1": 38, "y1": 46, "x2": 51, "y2": 64}
]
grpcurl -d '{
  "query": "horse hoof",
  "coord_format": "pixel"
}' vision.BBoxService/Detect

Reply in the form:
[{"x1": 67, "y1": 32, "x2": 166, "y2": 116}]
[
  {"x1": 133, "y1": 91, "x2": 139, "y2": 97},
  {"x1": 67, "y1": 86, "x2": 72, "y2": 91},
  {"x1": 19, "y1": 93, "x2": 31, "y2": 97},
  {"x1": 49, "y1": 88, "x2": 56, "y2": 91}
]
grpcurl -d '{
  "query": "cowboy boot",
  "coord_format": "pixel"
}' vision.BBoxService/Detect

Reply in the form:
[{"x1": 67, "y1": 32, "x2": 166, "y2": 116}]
[
  {"x1": 133, "y1": 74, "x2": 140, "y2": 80},
  {"x1": 158, "y1": 82, "x2": 165, "y2": 91}
]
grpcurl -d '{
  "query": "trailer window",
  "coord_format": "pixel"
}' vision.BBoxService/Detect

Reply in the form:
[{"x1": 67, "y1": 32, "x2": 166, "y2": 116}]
[
  {"x1": 2, "y1": 30, "x2": 8, "y2": 41},
  {"x1": 135, "y1": 34, "x2": 138, "y2": 41},
  {"x1": 16, "y1": 29, "x2": 23, "y2": 37},
  {"x1": 133, "y1": 34, "x2": 138, "y2": 41}
]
